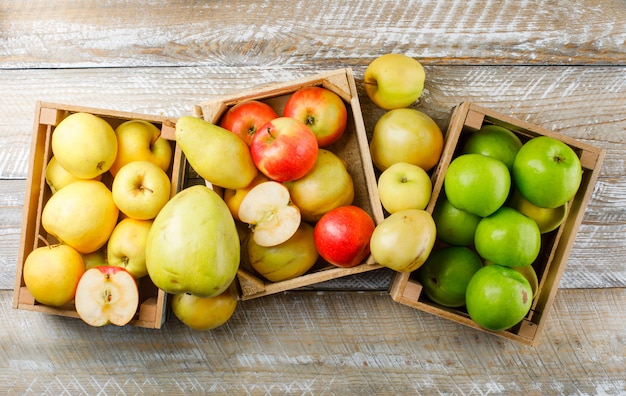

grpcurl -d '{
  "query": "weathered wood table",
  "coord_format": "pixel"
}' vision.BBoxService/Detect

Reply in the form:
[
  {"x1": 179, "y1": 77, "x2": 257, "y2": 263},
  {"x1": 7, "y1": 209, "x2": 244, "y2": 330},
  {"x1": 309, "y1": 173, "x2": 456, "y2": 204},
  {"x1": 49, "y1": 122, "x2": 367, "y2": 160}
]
[{"x1": 1, "y1": 1, "x2": 625, "y2": 394}]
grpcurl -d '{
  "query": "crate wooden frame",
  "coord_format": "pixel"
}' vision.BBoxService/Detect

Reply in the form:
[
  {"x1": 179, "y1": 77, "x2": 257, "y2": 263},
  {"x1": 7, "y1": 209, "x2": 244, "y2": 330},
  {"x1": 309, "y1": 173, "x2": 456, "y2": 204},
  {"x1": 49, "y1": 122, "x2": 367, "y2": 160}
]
[
  {"x1": 13, "y1": 102, "x2": 183, "y2": 329},
  {"x1": 193, "y1": 68, "x2": 386, "y2": 300},
  {"x1": 389, "y1": 102, "x2": 606, "y2": 346}
]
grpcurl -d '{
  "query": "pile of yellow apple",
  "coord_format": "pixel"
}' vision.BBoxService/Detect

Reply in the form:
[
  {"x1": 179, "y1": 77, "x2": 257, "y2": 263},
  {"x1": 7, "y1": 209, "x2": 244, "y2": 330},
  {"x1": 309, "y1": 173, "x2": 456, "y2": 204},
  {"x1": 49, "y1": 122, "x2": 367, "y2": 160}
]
[{"x1": 22, "y1": 113, "x2": 179, "y2": 327}]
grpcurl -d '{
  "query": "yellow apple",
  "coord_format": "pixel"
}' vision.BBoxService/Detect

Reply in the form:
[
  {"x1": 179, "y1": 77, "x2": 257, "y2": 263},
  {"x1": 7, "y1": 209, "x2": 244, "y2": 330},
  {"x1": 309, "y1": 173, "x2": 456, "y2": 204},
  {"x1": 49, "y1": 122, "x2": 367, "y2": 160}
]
[
  {"x1": 23, "y1": 244, "x2": 86, "y2": 306},
  {"x1": 51, "y1": 112, "x2": 118, "y2": 179},
  {"x1": 284, "y1": 149, "x2": 354, "y2": 223},
  {"x1": 108, "y1": 119, "x2": 173, "y2": 176},
  {"x1": 107, "y1": 218, "x2": 153, "y2": 279},
  {"x1": 248, "y1": 222, "x2": 319, "y2": 282},
  {"x1": 45, "y1": 156, "x2": 102, "y2": 194},
  {"x1": 364, "y1": 54, "x2": 426, "y2": 110},
  {"x1": 41, "y1": 180, "x2": 119, "y2": 254},
  {"x1": 369, "y1": 108, "x2": 443, "y2": 172},
  {"x1": 171, "y1": 287, "x2": 238, "y2": 331},
  {"x1": 508, "y1": 189, "x2": 567, "y2": 234},
  {"x1": 223, "y1": 173, "x2": 269, "y2": 221},
  {"x1": 111, "y1": 160, "x2": 171, "y2": 220},
  {"x1": 370, "y1": 209, "x2": 437, "y2": 272},
  {"x1": 377, "y1": 162, "x2": 432, "y2": 213},
  {"x1": 82, "y1": 248, "x2": 108, "y2": 270}
]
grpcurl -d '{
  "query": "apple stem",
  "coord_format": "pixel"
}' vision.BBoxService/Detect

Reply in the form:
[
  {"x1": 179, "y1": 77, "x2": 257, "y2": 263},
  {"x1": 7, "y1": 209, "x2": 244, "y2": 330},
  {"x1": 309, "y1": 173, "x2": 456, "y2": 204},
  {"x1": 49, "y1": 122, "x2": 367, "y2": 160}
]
[
  {"x1": 37, "y1": 234, "x2": 51, "y2": 247},
  {"x1": 354, "y1": 78, "x2": 377, "y2": 87}
]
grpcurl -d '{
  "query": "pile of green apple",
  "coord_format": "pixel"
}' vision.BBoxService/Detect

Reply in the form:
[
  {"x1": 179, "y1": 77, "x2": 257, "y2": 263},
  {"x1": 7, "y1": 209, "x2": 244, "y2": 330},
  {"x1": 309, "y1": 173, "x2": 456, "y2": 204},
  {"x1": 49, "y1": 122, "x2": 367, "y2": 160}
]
[
  {"x1": 419, "y1": 124, "x2": 583, "y2": 332},
  {"x1": 176, "y1": 84, "x2": 379, "y2": 290}
]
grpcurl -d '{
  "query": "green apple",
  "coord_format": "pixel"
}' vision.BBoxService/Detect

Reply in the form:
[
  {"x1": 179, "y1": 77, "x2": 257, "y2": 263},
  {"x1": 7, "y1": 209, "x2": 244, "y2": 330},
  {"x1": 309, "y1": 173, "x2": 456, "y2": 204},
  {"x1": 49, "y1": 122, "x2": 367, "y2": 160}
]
[
  {"x1": 370, "y1": 108, "x2": 443, "y2": 172},
  {"x1": 465, "y1": 264, "x2": 533, "y2": 332},
  {"x1": 474, "y1": 207, "x2": 541, "y2": 267},
  {"x1": 51, "y1": 112, "x2": 117, "y2": 179},
  {"x1": 82, "y1": 248, "x2": 107, "y2": 270},
  {"x1": 248, "y1": 222, "x2": 319, "y2": 282},
  {"x1": 111, "y1": 160, "x2": 171, "y2": 220},
  {"x1": 444, "y1": 153, "x2": 511, "y2": 217},
  {"x1": 146, "y1": 185, "x2": 240, "y2": 298},
  {"x1": 462, "y1": 125, "x2": 522, "y2": 170},
  {"x1": 109, "y1": 119, "x2": 173, "y2": 176},
  {"x1": 107, "y1": 218, "x2": 153, "y2": 279},
  {"x1": 284, "y1": 149, "x2": 354, "y2": 223},
  {"x1": 512, "y1": 136, "x2": 582, "y2": 209},
  {"x1": 485, "y1": 260, "x2": 539, "y2": 299},
  {"x1": 23, "y1": 244, "x2": 86, "y2": 306},
  {"x1": 431, "y1": 194, "x2": 481, "y2": 246},
  {"x1": 41, "y1": 180, "x2": 119, "y2": 254},
  {"x1": 363, "y1": 53, "x2": 425, "y2": 110},
  {"x1": 370, "y1": 209, "x2": 437, "y2": 272},
  {"x1": 377, "y1": 162, "x2": 432, "y2": 214},
  {"x1": 508, "y1": 188, "x2": 567, "y2": 234},
  {"x1": 171, "y1": 288, "x2": 238, "y2": 331},
  {"x1": 417, "y1": 246, "x2": 483, "y2": 308}
]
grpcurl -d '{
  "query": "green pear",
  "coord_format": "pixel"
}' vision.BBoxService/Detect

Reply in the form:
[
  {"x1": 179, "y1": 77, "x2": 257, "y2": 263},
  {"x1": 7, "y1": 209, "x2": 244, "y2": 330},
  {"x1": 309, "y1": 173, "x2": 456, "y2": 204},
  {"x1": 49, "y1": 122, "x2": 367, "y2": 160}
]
[
  {"x1": 175, "y1": 116, "x2": 258, "y2": 190},
  {"x1": 145, "y1": 185, "x2": 240, "y2": 297}
]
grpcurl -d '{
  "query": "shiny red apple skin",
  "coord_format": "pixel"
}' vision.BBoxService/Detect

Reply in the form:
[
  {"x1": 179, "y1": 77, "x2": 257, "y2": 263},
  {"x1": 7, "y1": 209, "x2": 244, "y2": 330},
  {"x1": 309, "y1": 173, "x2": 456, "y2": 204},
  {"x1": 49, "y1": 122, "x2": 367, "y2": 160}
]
[
  {"x1": 219, "y1": 100, "x2": 279, "y2": 146},
  {"x1": 283, "y1": 86, "x2": 348, "y2": 147},
  {"x1": 250, "y1": 117, "x2": 319, "y2": 182},
  {"x1": 313, "y1": 205, "x2": 376, "y2": 268}
]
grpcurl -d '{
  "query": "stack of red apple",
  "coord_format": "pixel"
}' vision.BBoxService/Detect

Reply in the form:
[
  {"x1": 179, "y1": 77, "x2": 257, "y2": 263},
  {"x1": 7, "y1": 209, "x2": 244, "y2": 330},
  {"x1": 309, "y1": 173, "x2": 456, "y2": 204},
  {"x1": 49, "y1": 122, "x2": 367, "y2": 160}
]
[
  {"x1": 23, "y1": 113, "x2": 176, "y2": 327},
  {"x1": 178, "y1": 85, "x2": 379, "y2": 286},
  {"x1": 418, "y1": 124, "x2": 583, "y2": 332}
]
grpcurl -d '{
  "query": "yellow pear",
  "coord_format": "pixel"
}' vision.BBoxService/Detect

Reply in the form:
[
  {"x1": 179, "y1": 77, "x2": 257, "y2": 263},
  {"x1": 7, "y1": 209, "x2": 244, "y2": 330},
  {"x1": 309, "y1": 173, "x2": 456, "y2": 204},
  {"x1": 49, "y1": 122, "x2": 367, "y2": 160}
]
[
  {"x1": 51, "y1": 112, "x2": 118, "y2": 179},
  {"x1": 175, "y1": 116, "x2": 258, "y2": 189},
  {"x1": 284, "y1": 149, "x2": 354, "y2": 222},
  {"x1": 41, "y1": 180, "x2": 119, "y2": 254}
]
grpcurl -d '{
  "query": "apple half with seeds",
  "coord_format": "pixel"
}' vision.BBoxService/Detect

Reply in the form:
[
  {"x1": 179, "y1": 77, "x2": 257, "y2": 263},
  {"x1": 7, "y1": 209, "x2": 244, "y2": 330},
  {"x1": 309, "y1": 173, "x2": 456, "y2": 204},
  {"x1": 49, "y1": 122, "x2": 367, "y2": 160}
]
[
  {"x1": 74, "y1": 266, "x2": 139, "y2": 327},
  {"x1": 238, "y1": 181, "x2": 301, "y2": 247}
]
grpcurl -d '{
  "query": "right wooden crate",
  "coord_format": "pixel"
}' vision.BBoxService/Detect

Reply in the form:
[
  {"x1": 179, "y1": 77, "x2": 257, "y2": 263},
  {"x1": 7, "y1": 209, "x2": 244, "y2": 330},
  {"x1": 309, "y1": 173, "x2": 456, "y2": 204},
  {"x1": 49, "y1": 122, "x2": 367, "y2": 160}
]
[{"x1": 389, "y1": 102, "x2": 606, "y2": 346}]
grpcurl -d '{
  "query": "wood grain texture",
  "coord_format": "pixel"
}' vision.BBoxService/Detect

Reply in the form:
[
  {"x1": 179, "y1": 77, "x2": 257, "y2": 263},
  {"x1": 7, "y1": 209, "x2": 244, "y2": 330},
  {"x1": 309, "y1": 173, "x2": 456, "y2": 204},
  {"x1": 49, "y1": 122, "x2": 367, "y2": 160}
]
[
  {"x1": 1, "y1": 0, "x2": 624, "y2": 68},
  {"x1": 1, "y1": 289, "x2": 624, "y2": 394}
]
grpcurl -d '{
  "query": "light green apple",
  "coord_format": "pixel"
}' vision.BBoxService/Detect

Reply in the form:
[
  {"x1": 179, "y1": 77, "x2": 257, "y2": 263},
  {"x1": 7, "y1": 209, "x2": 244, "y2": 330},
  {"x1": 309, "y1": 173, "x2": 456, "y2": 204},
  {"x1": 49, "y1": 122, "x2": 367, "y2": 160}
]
[
  {"x1": 474, "y1": 207, "x2": 541, "y2": 268},
  {"x1": 465, "y1": 264, "x2": 533, "y2": 332},
  {"x1": 462, "y1": 125, "x2": 522, "y2": 170},
  {"x1": 364, "y1": 53, "x2": 425, "y2": 110},
  {"x1": 171, "y1": 288, "x2": 238, "y2": 331},
  {"x1": 512, "y1": 136, "x2": 582, "y2": 209},
  {"x1": 444, "y1": 153, "x2": 511, "y2": 217},
  {"x1": 377, "y1": 162, "x2": 432, "y2": 214}
]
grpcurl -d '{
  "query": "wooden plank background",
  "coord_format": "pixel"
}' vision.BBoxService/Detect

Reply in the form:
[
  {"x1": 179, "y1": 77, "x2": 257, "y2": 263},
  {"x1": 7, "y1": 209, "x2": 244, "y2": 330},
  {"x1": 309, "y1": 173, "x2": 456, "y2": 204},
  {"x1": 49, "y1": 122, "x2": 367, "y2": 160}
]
[{"x1": 1, "y1": 0, "x2": 625, "y2": 394}]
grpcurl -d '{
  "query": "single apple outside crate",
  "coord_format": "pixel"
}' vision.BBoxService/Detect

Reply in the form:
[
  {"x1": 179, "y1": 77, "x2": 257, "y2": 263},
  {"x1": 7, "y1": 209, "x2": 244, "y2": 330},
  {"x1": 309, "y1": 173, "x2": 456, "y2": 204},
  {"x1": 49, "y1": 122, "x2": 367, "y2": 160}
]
[
  {"x1": 13, "y1": 102, "x2": 183, "y2": 329},
  {"x1": 389, "y1": 102, "x2": 606, "y2": 346},
  {"x1": 192, "y1": 68, "x2": 385, "y2": 300}
]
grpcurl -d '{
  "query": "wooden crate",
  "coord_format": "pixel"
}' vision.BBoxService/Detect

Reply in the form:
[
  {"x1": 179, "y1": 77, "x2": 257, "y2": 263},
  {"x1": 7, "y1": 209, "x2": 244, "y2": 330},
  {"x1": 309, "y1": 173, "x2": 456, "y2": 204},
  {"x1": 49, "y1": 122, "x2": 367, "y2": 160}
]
[
  {"x1": 13, "y1": 102, "x2": 183, "y2": 329},
  {"x1": 193, "y1": 68, "x2": 386, "y2": 300},
  {"x1": 389, "y1": 102, "x2": 606, "y2": 346}
]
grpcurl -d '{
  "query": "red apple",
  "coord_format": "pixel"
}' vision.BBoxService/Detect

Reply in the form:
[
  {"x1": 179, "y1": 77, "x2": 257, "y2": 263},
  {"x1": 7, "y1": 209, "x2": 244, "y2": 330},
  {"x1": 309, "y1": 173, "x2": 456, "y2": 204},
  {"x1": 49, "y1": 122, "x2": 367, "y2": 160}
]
[
  {"x1": 219, "y1": 100, "x2": 279, "y2": 146},
  {"x1": 250, "y1": 117, "x2": 318, "y2": 182},
  {"x1": 283, "y1": 86, "x2": 348, "y2": 147},
  {"x1": 74, "y1": 266, "x2": 139, "y2": 327},
  {"x1": 313, "y1": 205, "x2": 376, "y2": 268}
]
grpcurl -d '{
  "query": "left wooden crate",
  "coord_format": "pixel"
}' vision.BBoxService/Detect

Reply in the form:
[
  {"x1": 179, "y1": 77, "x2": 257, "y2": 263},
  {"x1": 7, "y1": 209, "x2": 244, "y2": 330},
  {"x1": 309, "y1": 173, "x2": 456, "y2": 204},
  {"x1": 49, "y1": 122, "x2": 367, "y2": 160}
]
[{"x1": 13, "y1": 102, "x2": 183, "y2": 329}]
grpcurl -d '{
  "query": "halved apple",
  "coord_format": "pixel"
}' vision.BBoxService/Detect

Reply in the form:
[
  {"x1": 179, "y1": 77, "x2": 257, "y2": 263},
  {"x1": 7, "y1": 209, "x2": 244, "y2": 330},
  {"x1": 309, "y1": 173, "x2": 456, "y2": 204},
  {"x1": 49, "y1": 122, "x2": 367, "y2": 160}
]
[
  {"x1": 238, "y1": 181, "x2": 301, "y2": 247},
  {"x1": 74, "y1": 266, "x2": 139, "y2": 327}
]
